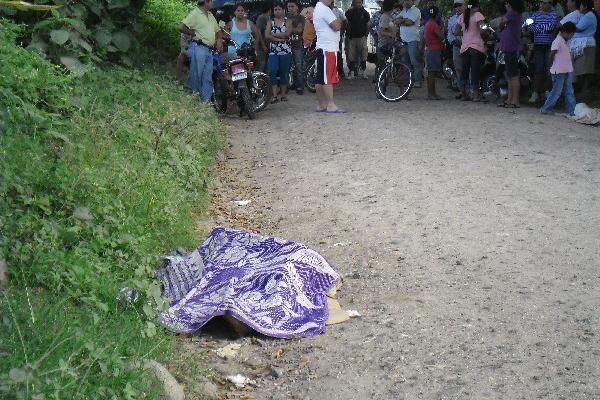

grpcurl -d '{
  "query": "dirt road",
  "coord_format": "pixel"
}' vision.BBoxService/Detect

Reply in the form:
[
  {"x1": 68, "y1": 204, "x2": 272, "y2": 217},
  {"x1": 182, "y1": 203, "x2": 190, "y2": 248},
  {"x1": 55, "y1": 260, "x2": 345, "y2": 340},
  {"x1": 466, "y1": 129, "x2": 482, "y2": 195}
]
[{"x1": 200, "y1": 79, "x2": 600, "y2": 400}]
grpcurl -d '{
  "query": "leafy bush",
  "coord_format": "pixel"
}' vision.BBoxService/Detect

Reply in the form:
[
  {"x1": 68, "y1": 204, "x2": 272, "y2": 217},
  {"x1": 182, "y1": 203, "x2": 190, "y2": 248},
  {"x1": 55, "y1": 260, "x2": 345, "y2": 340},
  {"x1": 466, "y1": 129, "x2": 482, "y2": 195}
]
[
  {"x1": 141, "y1": 0, "x2": 195, "y2": 59},
  {"x1": 1, "y1": 0, "x2": 147, "y2": 71},
  {"x1": 0, "y1": 18, "x2": 224, "y2": 398}
]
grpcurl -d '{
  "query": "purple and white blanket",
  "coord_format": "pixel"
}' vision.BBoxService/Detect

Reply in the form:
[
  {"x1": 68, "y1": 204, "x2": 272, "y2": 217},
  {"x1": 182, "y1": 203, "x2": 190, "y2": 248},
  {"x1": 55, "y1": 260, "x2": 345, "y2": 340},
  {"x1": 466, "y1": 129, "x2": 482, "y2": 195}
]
[{"x1": 157, "y1": 227, "x2": 340, "y2": 338}]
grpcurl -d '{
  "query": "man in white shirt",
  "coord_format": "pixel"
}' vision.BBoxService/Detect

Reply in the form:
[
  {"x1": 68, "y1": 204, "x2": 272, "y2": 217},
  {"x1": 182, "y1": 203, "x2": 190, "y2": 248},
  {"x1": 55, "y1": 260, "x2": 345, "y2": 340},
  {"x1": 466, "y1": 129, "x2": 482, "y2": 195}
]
[
  {"x1": 313, "y1": 0, "x2": 346, "y2": 112},
  {"x1": 397, "y1": 0, "x2": 423, "y2": 87}
]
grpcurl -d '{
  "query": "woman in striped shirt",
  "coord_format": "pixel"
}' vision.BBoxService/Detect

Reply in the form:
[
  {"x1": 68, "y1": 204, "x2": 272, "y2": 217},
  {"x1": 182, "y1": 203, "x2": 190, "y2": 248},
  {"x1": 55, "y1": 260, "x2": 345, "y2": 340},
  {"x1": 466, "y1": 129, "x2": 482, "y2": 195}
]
[{"x1": 527, "y1": 0, "x2": 559, "y2": 104}]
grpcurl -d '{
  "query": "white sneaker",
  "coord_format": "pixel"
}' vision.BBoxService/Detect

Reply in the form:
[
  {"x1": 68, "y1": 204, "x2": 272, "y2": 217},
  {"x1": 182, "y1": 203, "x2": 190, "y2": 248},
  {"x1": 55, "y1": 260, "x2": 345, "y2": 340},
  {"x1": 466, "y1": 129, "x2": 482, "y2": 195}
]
[
  {"x1": 360, "y1": 70, "x2": 368, "y2": 79},
  {"x1": 347, "y1": 71, "x2": 355, "y2": 80},
  {"x1": 528, "y1": 92, "x2": 539, "y2": 104}
]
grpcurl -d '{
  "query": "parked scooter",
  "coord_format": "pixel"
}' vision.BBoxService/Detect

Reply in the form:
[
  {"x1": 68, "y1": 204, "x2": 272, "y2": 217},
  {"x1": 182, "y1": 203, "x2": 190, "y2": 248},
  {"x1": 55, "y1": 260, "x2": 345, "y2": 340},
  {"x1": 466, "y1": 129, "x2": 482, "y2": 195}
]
[{"x1": 212, "y1": 39, "x2": 271, "y2": 119}]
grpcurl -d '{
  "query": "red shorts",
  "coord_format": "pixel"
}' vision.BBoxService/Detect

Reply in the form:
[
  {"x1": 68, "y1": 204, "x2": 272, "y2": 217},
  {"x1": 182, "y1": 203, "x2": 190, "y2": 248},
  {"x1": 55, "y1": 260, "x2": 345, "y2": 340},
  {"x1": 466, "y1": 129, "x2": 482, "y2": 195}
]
[{"x1": 315, "y1": 49, "x2": 339, "y2": 85}]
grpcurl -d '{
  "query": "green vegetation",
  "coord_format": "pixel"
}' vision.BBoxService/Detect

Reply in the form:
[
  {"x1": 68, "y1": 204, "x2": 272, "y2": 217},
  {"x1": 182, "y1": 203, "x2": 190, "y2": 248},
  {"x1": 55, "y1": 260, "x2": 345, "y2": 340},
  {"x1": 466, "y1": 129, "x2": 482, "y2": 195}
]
[
  {"x1": 0, "y1": 0, "x2": 146, "y2": 71},
  {"x1": 0, "y1": 0, "x2": 223, "y2": 395}
]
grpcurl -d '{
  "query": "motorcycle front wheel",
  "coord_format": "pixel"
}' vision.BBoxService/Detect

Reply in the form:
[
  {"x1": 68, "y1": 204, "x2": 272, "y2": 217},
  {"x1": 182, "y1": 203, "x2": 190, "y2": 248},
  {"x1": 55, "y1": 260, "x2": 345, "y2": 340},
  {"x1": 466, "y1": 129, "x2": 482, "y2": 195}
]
[
  {"x1": 239, "y1": 85, "x2": 255, "y2": 120},
  {"x1": 376, "y1": 62, "x2": 412, "y2": 102}
]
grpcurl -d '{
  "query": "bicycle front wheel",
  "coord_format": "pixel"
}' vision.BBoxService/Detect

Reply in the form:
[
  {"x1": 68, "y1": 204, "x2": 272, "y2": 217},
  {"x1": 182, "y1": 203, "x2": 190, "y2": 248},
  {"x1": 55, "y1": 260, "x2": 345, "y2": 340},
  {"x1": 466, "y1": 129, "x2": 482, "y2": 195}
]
[{"x1": 376, "y1": 62, "x2": 412, "y2": 102}]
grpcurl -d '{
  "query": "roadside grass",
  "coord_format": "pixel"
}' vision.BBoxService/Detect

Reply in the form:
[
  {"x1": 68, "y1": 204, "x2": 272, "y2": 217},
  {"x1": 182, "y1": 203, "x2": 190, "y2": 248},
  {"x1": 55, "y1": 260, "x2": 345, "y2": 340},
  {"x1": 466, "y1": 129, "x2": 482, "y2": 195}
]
[{"x1": 1, "y1": 17, "x2": 224, "y2": 399}]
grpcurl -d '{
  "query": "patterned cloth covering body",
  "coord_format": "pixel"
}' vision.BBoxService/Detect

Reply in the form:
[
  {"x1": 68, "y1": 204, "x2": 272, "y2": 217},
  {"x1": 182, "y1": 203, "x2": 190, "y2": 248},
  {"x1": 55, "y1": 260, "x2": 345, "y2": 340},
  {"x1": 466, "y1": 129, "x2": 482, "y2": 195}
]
[{"x1": 158, "y1": 227, "x2": 340, "y2": 338}]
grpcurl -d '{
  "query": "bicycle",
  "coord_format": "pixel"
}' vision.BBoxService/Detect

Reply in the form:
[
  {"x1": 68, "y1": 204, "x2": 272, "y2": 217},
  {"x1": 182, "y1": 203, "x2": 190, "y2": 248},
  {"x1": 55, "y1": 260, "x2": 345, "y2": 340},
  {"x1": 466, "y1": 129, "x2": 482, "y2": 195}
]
[{"x1": 375, "y1": 43, "x2": 412, "y2": 102}]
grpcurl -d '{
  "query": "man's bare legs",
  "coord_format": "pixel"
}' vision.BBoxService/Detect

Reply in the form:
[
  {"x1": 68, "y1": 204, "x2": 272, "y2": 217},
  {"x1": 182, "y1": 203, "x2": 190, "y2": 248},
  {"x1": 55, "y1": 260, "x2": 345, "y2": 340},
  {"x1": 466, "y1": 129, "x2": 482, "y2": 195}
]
[
  {"x1": 316, "y1": 84, "x2": 327, "y2": 109},
  {"x1": 315, "y1": 84, "x2": 340, "y2": 111}
]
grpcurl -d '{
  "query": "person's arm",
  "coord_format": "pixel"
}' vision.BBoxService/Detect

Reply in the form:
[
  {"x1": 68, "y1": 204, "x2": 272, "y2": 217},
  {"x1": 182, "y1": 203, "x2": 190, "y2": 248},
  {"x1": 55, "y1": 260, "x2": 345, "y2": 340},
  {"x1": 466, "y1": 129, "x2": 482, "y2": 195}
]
[
  {"x1": 575, "y1": 13, "x2": 592, "y2": 32},
  {"x1": 265, "y1": 20, "x2": 279, "y2": 41},
  {"x1": 401, "y1": 8, "x2": 420, "y2": 26},
  {"x1": 293, "y1": 17, "x2": 304, "y2": 34},
  {"x1": 279, "y1": 19, "x2": 293, "y2": 39},
  {"x1": 250, "y1": 21, "x2": 267, "y2": 51},
  {"x1": 499, "y1": 15, "x2": 507, "y2": 30},
  {"x1": 434, "y1": 23, "x2": 444, "y2": 40},
  {"x1": 330, "y1": 18, "x2": 342, "y2": 31},
  {"x1": 179, "y1": 22, "x2": 195, "y2": 37},
  {"x1": 401, "y1": 17, "x2": 416, "y2": 26},
  {"x1": 266, "y1": 20, "x2": 287, "y2": 41},
  {"x1": 215, "y1": 29, "x2": 223, "y2": 53},
  {"x1": 345, "y1": 10, "x2": 352, "y2": 32},
  {"x1": 548, "y1": 49, "x2": 557, "y2": 65},
  {"x1": 453, "y1": 20, "x2": 462, "y2": 36}
]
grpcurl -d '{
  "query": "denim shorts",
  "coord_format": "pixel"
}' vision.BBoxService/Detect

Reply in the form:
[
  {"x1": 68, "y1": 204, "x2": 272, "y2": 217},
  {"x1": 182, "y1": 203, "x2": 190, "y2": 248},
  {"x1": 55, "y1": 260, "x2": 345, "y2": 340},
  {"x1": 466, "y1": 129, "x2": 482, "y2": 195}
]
[
  {"x1": 503, "y1": 51, "x2": 519, "y2": 78},
  {"x1": 425, "y1": 49, "x2": 441, "y2": 72}
]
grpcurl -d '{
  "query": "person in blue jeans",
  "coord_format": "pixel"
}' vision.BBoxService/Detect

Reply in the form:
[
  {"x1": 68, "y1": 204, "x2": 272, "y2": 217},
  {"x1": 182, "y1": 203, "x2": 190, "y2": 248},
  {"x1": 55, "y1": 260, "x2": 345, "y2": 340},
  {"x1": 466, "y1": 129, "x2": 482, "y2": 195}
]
[
  {"x1": 265, "y1": 2, "x2": 293, "y2": 102},
  {"x1": 287, "y1": 0, "x2": 306, "y2": 94},
  {"x1": 541, "y1": 22, "x2": 577, "y2": 115},
  {"x1": 179, "y1": 0, "x2": 223, "y2": 102},
  {"x1": 396, "y1": 0, "x2": 423, "y2": 87}
]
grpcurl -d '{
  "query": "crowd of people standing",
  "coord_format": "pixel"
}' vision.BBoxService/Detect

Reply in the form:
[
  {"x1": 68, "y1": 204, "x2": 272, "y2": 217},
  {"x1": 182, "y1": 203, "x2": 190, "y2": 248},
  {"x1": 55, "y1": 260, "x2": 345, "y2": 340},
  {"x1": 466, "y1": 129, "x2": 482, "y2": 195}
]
[{"x1": 177, "y1": 0, "x2": 598, "y2": 116}]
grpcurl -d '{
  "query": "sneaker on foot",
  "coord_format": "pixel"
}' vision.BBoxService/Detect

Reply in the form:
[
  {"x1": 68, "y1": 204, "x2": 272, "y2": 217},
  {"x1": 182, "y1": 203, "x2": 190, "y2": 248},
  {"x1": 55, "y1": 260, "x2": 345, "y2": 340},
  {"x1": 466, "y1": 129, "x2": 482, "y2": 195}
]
[
  {"x1": 360, "y1": 70, "x2": 368, "y2": 79},
  {"x1": 347, "y1": 71, "x2": 355, "y2": 80}
]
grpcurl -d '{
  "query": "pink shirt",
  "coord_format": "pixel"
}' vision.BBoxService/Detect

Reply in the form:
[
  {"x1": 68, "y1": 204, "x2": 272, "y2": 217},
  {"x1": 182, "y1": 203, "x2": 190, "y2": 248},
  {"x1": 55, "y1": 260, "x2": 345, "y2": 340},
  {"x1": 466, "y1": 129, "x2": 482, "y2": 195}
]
[
  {"x1": 550, "y1": 34, "x2": 573, "y2": 74},
  {"x1": 458, "y1": 11, "x2": 486, "y2": 54}
]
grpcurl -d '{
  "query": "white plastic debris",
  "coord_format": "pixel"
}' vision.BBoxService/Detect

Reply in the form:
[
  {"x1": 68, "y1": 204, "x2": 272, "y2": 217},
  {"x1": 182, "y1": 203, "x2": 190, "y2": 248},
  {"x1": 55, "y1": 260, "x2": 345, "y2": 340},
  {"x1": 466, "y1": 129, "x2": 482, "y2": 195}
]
[
  {"x1": 215, "y1": 343, "x2": 241, "y2": 359},
  {"x1": 226, "y1": 374, "x2": 255, "y2": 388},
  {"x1": 347, "y1": 310, "x2": 362, "y2": 318},
  {"x1": 233, "y1": 200, "x2": 251, "y2": 206}
]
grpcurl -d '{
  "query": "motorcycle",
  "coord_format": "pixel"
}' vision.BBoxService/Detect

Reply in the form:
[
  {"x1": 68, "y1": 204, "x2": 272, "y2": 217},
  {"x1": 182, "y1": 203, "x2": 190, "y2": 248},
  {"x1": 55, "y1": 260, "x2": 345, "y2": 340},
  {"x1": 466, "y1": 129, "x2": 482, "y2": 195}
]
[
  {"x1": 212, "y1": 39, "x2": 271, "y2": 119},
  {"x1": 479, "y1": 19, "x2": 533, "y2": 100}
]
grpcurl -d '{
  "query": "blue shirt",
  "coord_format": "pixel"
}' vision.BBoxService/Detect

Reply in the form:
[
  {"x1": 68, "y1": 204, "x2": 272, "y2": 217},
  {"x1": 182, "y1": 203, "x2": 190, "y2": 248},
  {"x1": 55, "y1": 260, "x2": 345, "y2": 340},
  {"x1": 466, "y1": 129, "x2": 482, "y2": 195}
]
[
  {"x1": 447, "y1": 13, "x2": 462, "y2": 43},
  {"x1": 573, "y1": 11, "x2": 597, "y2": 39},
  {"x1": 528, "y1": 11, "x2": 558, "y2": 44},
  {"x1": 398, "y1": 6, "x2": 421, "y2": 42}
]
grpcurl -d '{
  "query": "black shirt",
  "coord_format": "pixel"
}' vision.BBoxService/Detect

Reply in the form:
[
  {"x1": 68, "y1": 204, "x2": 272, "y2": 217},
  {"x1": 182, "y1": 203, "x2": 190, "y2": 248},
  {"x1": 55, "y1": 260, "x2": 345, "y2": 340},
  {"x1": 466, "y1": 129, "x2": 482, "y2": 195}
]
[{"x1": 345, "y1": 7, "x2": 370, "y2": 38}]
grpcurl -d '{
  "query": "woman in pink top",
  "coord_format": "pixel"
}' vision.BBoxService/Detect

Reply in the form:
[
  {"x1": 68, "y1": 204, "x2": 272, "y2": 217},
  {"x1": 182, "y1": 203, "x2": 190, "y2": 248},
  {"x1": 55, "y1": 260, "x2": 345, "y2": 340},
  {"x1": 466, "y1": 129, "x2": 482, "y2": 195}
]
[{"x1": 453, "y1": 0, "x2": 486, "y2": 101}]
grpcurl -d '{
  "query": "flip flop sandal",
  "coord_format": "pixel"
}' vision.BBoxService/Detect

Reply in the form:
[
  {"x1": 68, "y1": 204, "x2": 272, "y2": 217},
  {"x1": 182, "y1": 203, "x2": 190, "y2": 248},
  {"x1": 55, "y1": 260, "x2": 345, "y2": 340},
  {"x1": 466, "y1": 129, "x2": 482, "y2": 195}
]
[
  {"x1": 280, "y1": 96, "x2": 288, "y2": 102},
  {"x1": 325, "y1": 109, "x2": 346, "y2": 114},
  {"x1": 270, "y1": 97, "x2": 279, "y2": 104},
  {"x1": 315, "y1": 108, "x2": 326, "y2": 112},
  {"x1": 497, "y1": 101, "x2": 510, "y2": 107},
  {"x1": 504, "y1": 103, "x2": 520, "y2": 108}
]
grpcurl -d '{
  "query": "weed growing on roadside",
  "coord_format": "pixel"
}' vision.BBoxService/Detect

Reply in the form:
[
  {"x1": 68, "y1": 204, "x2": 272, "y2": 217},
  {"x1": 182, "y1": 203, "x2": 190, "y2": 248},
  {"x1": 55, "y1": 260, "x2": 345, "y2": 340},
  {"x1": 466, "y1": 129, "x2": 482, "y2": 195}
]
[{"x1": 0, "y1": 19, "x2": 225, "y2": 398}]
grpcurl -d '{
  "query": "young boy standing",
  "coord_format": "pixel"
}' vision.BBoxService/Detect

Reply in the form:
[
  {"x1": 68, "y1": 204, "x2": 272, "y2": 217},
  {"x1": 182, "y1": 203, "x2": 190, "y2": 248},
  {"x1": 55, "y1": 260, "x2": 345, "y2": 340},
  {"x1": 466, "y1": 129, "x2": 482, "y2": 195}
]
[{"x1": 540, "y1": 22, "x2": 577, "y2": 115}]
